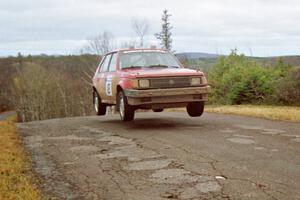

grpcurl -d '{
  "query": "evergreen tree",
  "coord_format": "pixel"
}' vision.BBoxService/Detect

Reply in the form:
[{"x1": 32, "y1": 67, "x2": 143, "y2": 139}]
[
  {"x1": 17, "y1": 52, "x2": 23, "y2": 65},
  {"x1": 155, "y1": 9, "x2": 173, "y2": 51}
]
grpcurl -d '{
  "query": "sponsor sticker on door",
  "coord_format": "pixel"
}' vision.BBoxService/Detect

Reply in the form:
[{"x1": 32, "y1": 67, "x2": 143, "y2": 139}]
[{"x1": 105, "y1": 78, "x2": 112, "y2": 96}]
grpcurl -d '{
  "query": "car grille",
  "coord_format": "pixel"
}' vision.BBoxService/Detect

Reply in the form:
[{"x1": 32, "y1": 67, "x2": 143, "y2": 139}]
[{"x1": 150, "y1": 77, "x2": 191, "y2": 88}]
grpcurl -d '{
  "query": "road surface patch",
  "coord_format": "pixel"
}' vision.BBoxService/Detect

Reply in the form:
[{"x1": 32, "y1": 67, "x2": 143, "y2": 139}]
[
  {"x1": 179, "y1": 187, "x2": 199, "y2": 199},
  {"x1": 79, "y1": 126, "x2": 112, "y2": 136},
  {"x1": 262, "y1": 128, "x2": 286, "y2": 134},
  {"x1": 195, "y1": 181, "x2": 222, "y2": 193},
  {"x1": 150, "y1": 169, "x2": 213, "y2": 184},
  {"x1": 97, "y1": 135, "x2": 134, "y2": 145},
  {"x1": 219, "y1": 128, "x2": 237, "y2": 133},
  {"x1": 124, "y1": 159, "x2": 173, "y2": 171},
  {"x1": 254, "y1": 146, "x2": 266, "y2": 150},
  {"x1": 233, "y1": 134, "x2": 253, "y2": 138},
  {"x1": 292, "y1": 138, "x2": 300, "y2": 142},
  {"x1": 47, "y1": 135, "x2": 92, "y2": 141},
  {"x1": 70, "y1": 145, "x2": 99, "y2": 152},
  {"x1": 96, "y1": 144, "x2": 163, "y2": 161},
  {"x1": 24, "y1": 135, "x2": 43, "y2": 148},
  {"x1": 281, "y1": 134, "x2": 300, "y2": 138},
  {"x1": 260, "y1": 131, "x2": 280, "y2": 136},
  {"x1": 227, "y1": 137, "x2": 255, "y2": 144},
  {"x1": 234, "y1": 124, "x2": 264, "y2": 130}
]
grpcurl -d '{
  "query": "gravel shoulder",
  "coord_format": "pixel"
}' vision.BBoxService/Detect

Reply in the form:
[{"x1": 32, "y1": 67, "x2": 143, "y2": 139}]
[{"x1": 17, "y1": 112, "x2": 300, "y2": 200}]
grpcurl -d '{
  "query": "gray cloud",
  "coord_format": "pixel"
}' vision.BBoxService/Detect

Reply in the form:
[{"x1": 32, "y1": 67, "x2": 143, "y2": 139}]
[{"x1": 0, "y1": 0, "x2": 300, "y2": 56}]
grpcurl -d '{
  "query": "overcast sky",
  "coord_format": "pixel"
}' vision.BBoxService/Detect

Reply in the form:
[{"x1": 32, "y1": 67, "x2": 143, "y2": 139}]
[{"x1": 1, "y1": 0, "x2": 300, "y2": 57}]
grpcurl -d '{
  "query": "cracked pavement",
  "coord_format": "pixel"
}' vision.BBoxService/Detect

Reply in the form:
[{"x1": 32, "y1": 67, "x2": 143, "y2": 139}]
[{"x1": 17, "y1": 112, "x2": 300, "y2": 200}]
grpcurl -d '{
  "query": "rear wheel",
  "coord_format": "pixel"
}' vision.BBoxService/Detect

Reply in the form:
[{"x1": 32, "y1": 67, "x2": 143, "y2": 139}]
[
  {"x1": 186, "y1": 102, "x2": 204, "y2": 117},
  {"x1": 93, "y1": 90, "x2": 106, "y2": 115},
  {"x1": 118, "y1": 91, "x2": 135, "y2": 121}
]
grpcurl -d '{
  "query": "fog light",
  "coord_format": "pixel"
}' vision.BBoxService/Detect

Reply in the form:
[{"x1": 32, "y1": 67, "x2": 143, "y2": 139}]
[{"x1": 139, "y1": 79, "x2": 150, "y2": 88}]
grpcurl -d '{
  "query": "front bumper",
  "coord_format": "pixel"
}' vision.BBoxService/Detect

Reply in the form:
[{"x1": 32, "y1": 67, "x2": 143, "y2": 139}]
[{"x1": 124, "y1": 86, "x2": 211, "y2": 106}]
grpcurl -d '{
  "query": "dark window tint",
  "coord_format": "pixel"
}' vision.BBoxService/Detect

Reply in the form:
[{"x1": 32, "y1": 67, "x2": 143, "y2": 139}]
[{"x1": 108, "y1": 53, "x2": 118, "y2": 72}]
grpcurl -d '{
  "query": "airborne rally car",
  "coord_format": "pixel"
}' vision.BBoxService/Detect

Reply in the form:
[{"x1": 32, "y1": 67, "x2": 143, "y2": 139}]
[{"x1": 92, "y1": 48, "x2": 211, "y2": 121}]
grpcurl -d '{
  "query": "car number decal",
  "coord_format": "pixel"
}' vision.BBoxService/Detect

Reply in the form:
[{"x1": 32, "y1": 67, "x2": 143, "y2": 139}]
[{"x1": 105, "y1": 78, "x2": 113, "y2": 96}]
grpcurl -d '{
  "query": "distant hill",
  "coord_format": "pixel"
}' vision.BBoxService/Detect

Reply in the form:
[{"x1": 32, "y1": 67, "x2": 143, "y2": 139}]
[
  {"x1": 255, "y1": 56, "x2": 300, "y2": 67},
  {"x1": 175, "y1": 52, "x2": 300, "y2": 72},
  {"x1": 175, "y1": 52, "x2": 220, "y2": 59}
]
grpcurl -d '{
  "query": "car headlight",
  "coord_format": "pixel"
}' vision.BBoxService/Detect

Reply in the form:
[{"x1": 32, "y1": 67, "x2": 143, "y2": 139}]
[
  {"x1": 191, "y1": 77, "x2": 201, "y2": 86},
  {"x1": 138, "y1": 79, "x2": 150, "y2": 88},
  {"x1": 191, "y1": 76, "x2": 208, "y2": 86}
]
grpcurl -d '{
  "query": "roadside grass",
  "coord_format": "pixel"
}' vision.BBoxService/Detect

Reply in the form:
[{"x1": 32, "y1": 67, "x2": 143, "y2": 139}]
[
  {"x1": 0, "y1": 116, "x2": 42, "y2": 200},
  {"x1": 205, "y1": 105, "x2": 300, "y2": 122}
]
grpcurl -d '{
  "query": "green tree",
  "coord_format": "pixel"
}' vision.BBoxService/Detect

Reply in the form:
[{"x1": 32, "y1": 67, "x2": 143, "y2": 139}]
[
  {"x1": 17, "y1": 52, "x2": 23, "y2": 65},
  {"x1": 155, "y1": 9, "x2": 173, "y2": 51},
  {"x1": 274, "y1": 57, "x2": 292, "y2": 77},
  {"x1": 209, "y1": 50, "x2": 276, "y2": 104}
]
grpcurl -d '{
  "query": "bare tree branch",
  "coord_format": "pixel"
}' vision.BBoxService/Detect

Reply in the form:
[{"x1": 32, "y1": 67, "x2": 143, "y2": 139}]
[
  {"x1": 131, "y1": 18, "x2": 150, "y2": 47},
  {"x1": 84, "y1": 31, "x2": 114, "y2": 56}
]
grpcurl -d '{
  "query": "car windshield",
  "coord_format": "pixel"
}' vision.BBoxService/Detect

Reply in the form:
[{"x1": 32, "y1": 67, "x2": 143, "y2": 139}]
[{"x1": 119, "y1": 51, "x2": 181, "y2": 69}]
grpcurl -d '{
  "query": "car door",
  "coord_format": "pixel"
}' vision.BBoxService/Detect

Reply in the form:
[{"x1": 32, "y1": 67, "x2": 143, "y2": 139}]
[
  {"x1": 105, "y1": 52, "x2": 118, "y2": 103},
  {"x1": 95, "y1": 54, "x2": 112, "y2": 103}
]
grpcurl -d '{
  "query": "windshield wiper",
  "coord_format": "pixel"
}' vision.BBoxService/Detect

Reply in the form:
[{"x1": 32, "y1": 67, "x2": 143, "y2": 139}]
[
  {"x1": 123, "y1": 65, "x2": 142, "y2": 69},
  {"x1": 147, "y1": 64, "x2": 180, "y2": 68},
  {"x1": 147, "y1": 64, "x2": 169, "y2": 68}
]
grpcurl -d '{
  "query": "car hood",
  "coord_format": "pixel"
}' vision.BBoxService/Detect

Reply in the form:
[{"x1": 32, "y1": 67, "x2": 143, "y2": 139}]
[{"x1": 122, "y1": 67, "x2": 203, "y2": 78}]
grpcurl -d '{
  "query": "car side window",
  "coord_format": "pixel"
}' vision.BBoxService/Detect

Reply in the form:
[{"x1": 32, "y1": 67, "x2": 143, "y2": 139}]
[
  {"x1": 100, "y1": 54, "x2": 112, "y2": 73},
  {"x1": 96, "y1": 57, "x2": 105, "y2": 74},
  {"x1": 108, "y1": 53, "x2": 117, "y2": 72}
]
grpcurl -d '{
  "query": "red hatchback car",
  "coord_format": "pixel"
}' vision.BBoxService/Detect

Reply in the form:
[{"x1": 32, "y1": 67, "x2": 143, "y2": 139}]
[{"x1": 92, "y1": 48, "x2": 211, "y2": 121}]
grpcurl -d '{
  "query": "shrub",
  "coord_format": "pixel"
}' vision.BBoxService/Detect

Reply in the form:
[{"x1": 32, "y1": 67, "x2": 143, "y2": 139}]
[
  {"x1": 208, "y1": 51, "x2": 284, "y2": 105},
  {"x1": 275, "y1": 67, "x2": 300, "y2": 105}
]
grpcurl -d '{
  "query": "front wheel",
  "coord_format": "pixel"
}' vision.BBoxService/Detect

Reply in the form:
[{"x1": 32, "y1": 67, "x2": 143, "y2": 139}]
[
  {"x1": 117, "y1": 91, "x2": 135, "y2": 121},
  {"x1": 186, "y1": 102, "x2": 204, "y2": 117}
]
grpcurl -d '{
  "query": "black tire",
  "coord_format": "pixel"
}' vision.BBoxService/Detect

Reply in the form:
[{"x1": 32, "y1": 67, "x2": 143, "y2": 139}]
[
  {"x1": 117, "y1": 91, "x2": 135, "y2": 121},
  {"x1": 186, "y1": 101, "x2": 204, "y2": 117},
  {"x1": 153, "y1": 109, "x2": 164, "y2": 112},
  {"x1": 93, "y1": 90, "x2": 106, "y2": 115}
]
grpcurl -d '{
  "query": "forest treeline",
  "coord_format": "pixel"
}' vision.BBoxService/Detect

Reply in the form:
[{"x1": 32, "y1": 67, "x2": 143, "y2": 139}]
[
  {"x1": 0, "y1": 54, "x2": 99, "y2": 121},
  {"x1": 0, "y1": 52, "x2": 299, "y2": 122}
]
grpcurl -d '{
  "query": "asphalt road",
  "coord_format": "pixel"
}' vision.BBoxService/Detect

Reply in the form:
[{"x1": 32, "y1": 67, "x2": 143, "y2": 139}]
[{"x1": 17, "y1": 112, "x2": 300, "y2": 200}]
